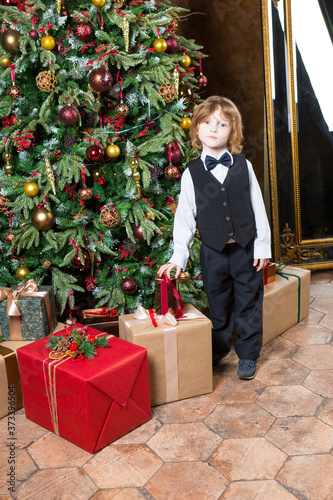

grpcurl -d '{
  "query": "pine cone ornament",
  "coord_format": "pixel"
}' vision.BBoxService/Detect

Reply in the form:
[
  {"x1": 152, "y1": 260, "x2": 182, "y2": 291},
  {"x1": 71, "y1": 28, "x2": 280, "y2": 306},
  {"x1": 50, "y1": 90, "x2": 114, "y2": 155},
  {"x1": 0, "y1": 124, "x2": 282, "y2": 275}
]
[
  {"x1": 149, "y1": 162, "x2": 164, "y2": 179},
  {"x1": 58, "y1": 44, "x2": 70, "y2": 58},
  {"x1": 64, "y1": 134, "x2": 76, "y2": 152}
]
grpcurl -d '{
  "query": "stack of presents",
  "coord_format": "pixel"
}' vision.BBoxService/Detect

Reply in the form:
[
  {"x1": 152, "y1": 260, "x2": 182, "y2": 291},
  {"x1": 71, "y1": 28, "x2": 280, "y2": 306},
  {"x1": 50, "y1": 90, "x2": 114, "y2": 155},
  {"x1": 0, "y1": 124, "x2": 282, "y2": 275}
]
[{"x1": 0, "y1": 264, "x2": 311, "y2": 453}]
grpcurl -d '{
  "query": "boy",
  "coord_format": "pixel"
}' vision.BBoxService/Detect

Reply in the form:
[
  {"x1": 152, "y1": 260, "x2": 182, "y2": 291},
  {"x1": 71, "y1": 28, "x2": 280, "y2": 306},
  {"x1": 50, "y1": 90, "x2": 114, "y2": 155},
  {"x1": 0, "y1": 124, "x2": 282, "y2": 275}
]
[{"x1": 157, "y1": 95, "x2": 271, "y2": 380}]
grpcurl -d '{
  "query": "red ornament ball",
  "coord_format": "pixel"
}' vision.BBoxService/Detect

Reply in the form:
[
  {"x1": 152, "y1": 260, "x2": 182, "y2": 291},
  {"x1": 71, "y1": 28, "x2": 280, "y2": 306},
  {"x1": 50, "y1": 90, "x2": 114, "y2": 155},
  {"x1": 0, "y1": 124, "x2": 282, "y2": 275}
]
[
  {"x1": 99, "y1": 206, "x2": 120, "y2": 228},
  {"x1": 86, "y1": 144, "x2": 104, "y2": 163},
  {"x1": 164, "y1": 144, "x2": 181, "y2": 164},
  {"x1": 4, "y1": 231, "x2": 14, "y2": 245},
  {"x1": 59, "y1": 106, "x2": 79, "y2": 126},
  {"x1": 88, "y1": 68, "x2": 112, "y2": 92},
  {"x1": 74, "y1": 21, "x2": 92, "y2": 41},
  {"x1": 72, "y1": 250, "x2": 91, "y2": 270},
  {"x1": 78, "y1": 187, "x2": 93, "y2": 201},
  {"x1": 29, "y1": 29, "x2": 39, "y2": 40},
  {"x1": 115, "y1": 102, "x2": 129, "y2": 117},
  {"x1": 165, "y1": 36, "x2": 179, "y2": 54},
  {"x1": 197, "y1": 74, "x2": 208, "y2": 87},
  {"x1": 121, "y1": 277, "x2": 138, "y2": 295},
  {"x1": 1, "y1": 0, "x2": 16, "y2": 5},
  {"x1": 164, "y1": 165, "x2": 179, "y2": 179}
]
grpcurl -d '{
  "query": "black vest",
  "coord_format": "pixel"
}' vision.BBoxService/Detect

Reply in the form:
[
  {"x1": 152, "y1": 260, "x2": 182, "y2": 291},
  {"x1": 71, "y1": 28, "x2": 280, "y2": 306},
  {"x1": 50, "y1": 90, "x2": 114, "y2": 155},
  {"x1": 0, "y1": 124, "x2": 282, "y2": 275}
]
[{"x1": 188, "y1": 155, "x2": 256, "y2": 251}]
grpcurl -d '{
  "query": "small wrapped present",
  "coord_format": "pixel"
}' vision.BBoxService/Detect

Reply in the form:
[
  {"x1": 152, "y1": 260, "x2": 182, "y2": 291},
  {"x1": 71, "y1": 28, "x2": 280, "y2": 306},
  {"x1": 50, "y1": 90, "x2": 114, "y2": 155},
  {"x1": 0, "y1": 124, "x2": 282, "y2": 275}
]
[
  {"x1": 0, "y1": 279, "x2": 57, "y2": 341},
  {"x1": 263, "y1": 262, "x2": 276, "y2": 285},
  {"x1": 0, "y1": 340, "x2": 34, "y2": 419},
  {"x1": 154, "y1": 275, "x2": 180, "y2": 315},
  {"x1": 16, "y1": 324, "x2": 151, "y2": 453},
  {"x1": 262, "y1": 265, "x2": 311, "y2": 345},
  {"x1": 119, "y1": 304, "x2": 213, "y2": 406},
  {"x1": 81, "y1": 307, "x2": 119, "y2": 336}
]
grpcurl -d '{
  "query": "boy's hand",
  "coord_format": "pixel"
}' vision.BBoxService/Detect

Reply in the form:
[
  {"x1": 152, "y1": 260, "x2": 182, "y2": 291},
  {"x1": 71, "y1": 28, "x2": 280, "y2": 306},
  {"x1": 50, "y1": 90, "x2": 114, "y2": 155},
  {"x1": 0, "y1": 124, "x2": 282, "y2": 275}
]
[
  {"x1": 157, "y1": 262, "x2": 182, "y2": 279},
  {"x1": 253, "y1": 258, "x2": 270, "y2": 272}
]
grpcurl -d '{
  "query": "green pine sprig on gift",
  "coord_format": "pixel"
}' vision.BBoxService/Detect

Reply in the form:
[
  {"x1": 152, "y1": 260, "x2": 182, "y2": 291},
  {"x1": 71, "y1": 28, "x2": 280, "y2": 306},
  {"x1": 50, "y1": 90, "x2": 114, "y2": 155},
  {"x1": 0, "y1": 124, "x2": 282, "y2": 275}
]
[{"x1": 46, "y1": 326, "x2": 109, "y2": 360}]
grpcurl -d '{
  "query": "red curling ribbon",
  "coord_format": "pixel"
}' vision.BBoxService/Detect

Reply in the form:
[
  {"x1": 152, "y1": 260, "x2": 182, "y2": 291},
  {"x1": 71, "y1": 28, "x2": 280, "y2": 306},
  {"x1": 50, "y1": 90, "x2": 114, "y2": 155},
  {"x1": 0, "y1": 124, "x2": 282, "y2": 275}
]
[
  {"x1": 81, "y1": 166, "x2": 86, "y2": 185},
  {"x1": 96, "y1": 11, "x2": 103, "y2": 29},
  {"x1": 76, "y1": 12, "x2": 97, "y2": 28},
  {"x1": 38, "y1": 22, "x2": 53, "y2": 35},
  {"x1": 3, "y1": 208, "x2": 13, "y2": 229}
]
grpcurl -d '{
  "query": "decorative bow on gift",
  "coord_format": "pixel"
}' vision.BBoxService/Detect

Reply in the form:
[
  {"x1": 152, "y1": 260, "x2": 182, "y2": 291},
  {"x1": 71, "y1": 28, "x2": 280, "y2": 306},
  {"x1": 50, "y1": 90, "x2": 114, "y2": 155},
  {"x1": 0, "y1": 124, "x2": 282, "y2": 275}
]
[
  {"x1": 0, "y1": 279, "x2": 39, "y2": 318},
  {"x1": 134, "y1": 306, "x2": 178, "y2": 328}
]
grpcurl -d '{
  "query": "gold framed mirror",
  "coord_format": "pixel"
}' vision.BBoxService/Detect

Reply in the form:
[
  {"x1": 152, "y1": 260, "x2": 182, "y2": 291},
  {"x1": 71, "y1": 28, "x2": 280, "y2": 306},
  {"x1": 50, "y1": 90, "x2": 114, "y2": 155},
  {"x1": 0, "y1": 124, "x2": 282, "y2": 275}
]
[{"x1": 262, "y1": 0, "x2": 333, "y2": 269}]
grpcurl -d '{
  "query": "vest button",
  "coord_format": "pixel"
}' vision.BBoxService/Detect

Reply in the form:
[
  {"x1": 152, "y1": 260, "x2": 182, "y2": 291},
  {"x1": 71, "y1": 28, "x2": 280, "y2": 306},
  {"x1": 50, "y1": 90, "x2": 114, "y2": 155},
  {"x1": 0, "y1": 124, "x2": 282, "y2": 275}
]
[
  {"x1": 223, "y1": 202, "x2": 227, "y2": 206},
  {"x1": 229, "y1": 232, "x2": 234, "y2": 237},
  {"x1": 221, "y1": 187, "x2": 225, "y2": 191},
  {"x1": 226, "y1": 216, "x2": 230, "y2": 221}
]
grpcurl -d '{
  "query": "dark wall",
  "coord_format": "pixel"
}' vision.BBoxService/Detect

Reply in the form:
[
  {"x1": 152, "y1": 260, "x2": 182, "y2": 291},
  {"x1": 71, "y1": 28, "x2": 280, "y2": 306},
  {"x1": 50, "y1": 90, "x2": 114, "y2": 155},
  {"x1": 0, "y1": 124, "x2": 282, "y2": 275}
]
[{"x1": 171, "y1": 0, "x2": 266, "y2": 188}]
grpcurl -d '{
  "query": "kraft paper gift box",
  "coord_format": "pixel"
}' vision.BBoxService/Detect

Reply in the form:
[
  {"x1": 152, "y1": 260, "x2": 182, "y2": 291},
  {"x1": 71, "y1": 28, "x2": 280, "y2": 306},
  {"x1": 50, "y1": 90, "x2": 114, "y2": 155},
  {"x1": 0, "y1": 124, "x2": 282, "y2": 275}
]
[
  {"x1": 0, "y1": 279, "x2": 57, "y2": 341},
  {"x1": 0, "y1": 339, "x2": 34, "y2": 419},
  {"x1": 119, "y1": 303, "x2": 213, "y2": 406},
  {"x1": 261, "y1": 265, "x2": 311, "y2": 345},
  {"x1": 16, "y1": 324, "x2": 151, "y2": 453}
]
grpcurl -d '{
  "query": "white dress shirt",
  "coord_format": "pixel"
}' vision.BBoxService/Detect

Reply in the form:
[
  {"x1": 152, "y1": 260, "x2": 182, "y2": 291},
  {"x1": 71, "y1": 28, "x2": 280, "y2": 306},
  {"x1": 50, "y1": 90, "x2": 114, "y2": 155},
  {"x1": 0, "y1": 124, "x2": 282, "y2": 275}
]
[{"x1": 170, "y1": 148, "x2": 271, "y2": 270}]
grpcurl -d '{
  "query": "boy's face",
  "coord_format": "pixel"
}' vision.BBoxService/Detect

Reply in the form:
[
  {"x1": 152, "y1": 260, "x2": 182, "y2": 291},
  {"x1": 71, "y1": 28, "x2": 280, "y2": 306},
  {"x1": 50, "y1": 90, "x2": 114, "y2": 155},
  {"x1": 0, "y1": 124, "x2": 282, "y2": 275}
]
[{"x1": 197, "y1": 107, "x2": 231, "y2": 157}]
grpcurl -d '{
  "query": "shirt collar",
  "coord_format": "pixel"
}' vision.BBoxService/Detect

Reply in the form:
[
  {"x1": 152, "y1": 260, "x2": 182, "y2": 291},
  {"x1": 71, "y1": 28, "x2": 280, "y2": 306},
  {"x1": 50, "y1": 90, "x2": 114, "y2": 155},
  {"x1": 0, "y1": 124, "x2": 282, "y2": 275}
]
[{"x1": 201, "y1": 148, "x2": 233, "y2": 170}]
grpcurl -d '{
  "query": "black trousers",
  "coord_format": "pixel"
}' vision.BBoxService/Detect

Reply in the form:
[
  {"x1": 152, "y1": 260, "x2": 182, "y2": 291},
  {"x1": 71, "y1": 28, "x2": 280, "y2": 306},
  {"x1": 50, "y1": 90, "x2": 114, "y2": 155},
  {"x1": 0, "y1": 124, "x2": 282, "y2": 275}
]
[{"x1": 200, "y1": 240, "x2": 263, "y2": 360}]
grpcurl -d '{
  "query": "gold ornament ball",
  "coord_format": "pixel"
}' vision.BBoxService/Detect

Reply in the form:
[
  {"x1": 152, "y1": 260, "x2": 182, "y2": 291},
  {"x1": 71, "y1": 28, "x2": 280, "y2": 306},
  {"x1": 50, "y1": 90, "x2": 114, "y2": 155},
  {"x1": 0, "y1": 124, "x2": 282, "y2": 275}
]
[
  {"x1": 158, "y1": 83, "x2": 177, "y2": 103},
  {"x1": 130, "y1": 157, "x2": 139, "y2": 168},
  {"x1": 0, "y1": 54, "x2": 11, "y2": 68},
  {"x1": 36, "y1": 71, "x2": 58, "y2": 92},
  {"x1": 115, "y1": 102, "x2": 129, "y2": 117},
  {"x1": 0, "y1": 29, "x2": 21, "y2": 54},
  {"x1": 31, "y1": 207, "x2": 55, "y2": 231},
  {"x1": 24, "y1": 182, "x2": 39, "y2": 197},
  {"x1": 178, "y1": 271, "x2": 191, "y2": 283},
  {"x1": 4, "y1": 231, "x2": 14, "y2": 245},
  {"x1": 180, "y1": 55, "x2": 191, "y2": 68},
  {"x1": 7, "y1": 85, "x2": 22, "y2": 100},
  {"x1": 41, "y1": 35, "x2": 56, "y2": 50},
  {"x1": 92, "y1": 0, "x2": 106, "y2": 5},
  {"x1": 99, "y1": 206, "x2": 120, "y2": 228},
  {"x1": 179, "y1": 116, "x2": 192, "y2": 130},
  {"x1": 153, "y1": 38, "x2": 167, "y2": 53},
  {"x1": 78, "y1": 187, "x2": 93, "y2": 201},
  {"x1": 2, "y1": 151, "x2": 11, "y2": 162},
  {"x1": 106, "y1": 144, "x2": 120, "y2": 158},
  {"x1": 179, "y1": 83, "x2": 193, "y2": 103},
  {"x1": 16, "y1": 266, "x2": 30, "y2": 280}
]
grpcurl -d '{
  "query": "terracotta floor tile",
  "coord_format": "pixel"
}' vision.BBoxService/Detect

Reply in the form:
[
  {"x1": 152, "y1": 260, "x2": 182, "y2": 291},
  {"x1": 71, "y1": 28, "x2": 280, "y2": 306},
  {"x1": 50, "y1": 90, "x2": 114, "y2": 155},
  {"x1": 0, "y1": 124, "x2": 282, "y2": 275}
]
[
  {"x1": 208, "y1": 374, "x2": 266, "y2": 404},
  {"x1": 221, "y1": 480, "x2": 297, "y2": 499},
  {"x1": 205, "y1": 403, "x2": 274, "y2": 438},
  {"x1": 283, "y1": 324, "x2": 332, "y2": 345},
  {"x1": 210, "y1": 438, "x2": 287, "y2": 481},
  {"x1": 292, "y1": 345, "x2": 333, "y2": 370},
  {"x1": 146, "y1": 422, "x2": 221, "y2": 461},
  {"x1": 112, "y1": 417, "x2": 162, "y2": 445},
  {"x1": 319, "y1": 314, "x2": 333, "y2": 330},
  {"x1": 146, "y1": 461, "x2": 228, "y2": 500},
  {"x1": 28, "y1": 432, "x2": 92, "y2": 468},
  {"x1": 309, "y1": 283, "x2": 333, "y2": 298},
  {"x1": 152, "y1": 395, "x2": 216, "y2": 423},
  {"x1": 0, "y1": 495, "x2": 12, "y2": 499},
  {"x1": 256, "y1": 359, "x2": 309, "y2": 386},
  {"x1": 257, "y1": 385, "x2": 322, "y2": 417},
  {"x1": 260, "y1": 337, "x2": 297, "y2": 359},
  {"x1": 303, "y1": 370, "x2": 333, "y2": 398},
  {"x1": 83, "y1": 444, "x2": 162, "y2": 488},
  {"x1": 13, "y1": 467, "x2": 98, "y2": 500},
  {"x1": 0, "y1": 450, "x2": 36, "y2": 495},
  {"x1": 311, "y1": 297, "x2": 333, "y2": 315},
  {"x1": 266, "y1": 416, "x2": 333, "y2": 455},
  {"x1": 298, "y1": 307, "x2": 324, "y2": 325},
  {"x1": 277, "y1": 455, "x2": 333, "y2": 499},
  {"x1": 90, "y1": 488, "x2": 149, "y2": 499},
  {"x1": 317, "y1": 398, "x2": 333, "y2": 427},
  {"x1": 0, "y1": 412, "x2": 47, "y2": 450}
]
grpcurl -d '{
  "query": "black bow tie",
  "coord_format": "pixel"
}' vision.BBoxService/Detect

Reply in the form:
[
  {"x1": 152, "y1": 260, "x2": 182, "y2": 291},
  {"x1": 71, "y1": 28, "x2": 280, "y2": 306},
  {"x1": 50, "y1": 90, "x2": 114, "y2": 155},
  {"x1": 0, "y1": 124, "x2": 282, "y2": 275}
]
[{"x1": 205, "y1": 152, "x2": 232, "y2": 171}]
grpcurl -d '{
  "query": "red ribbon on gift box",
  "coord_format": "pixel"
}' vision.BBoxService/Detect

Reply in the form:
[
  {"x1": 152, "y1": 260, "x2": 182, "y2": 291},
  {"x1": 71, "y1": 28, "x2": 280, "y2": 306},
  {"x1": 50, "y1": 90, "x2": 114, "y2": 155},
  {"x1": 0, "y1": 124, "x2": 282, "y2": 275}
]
[{"x1": 160, "y1": 275, "x2": 184, "y2": 319}]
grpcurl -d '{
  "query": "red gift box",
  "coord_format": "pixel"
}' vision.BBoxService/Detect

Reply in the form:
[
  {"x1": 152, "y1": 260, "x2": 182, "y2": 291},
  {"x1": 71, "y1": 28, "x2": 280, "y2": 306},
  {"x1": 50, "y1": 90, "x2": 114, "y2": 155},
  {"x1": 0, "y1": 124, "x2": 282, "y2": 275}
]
[{"x1": 16, "y1": 325, "x2": 151, "y2": 453}]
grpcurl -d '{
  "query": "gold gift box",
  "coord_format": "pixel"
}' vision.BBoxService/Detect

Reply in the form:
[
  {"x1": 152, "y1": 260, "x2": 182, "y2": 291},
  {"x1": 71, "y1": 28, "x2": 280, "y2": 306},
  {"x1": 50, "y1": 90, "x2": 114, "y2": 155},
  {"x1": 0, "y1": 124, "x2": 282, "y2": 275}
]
[
  {"x1": 262, "y1": 266, "x2": 311, "y2": 345},
  {"x1": 119, "y1": 304, "x2": 213, "y2": 406}
]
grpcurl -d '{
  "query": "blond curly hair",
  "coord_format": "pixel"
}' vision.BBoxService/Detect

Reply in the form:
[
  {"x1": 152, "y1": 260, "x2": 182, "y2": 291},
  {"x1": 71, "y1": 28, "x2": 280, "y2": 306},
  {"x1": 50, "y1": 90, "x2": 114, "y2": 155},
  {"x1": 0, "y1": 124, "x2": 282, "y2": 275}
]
[{"x1": 190, "y1": 96, "x2": 243, "y2": 154}]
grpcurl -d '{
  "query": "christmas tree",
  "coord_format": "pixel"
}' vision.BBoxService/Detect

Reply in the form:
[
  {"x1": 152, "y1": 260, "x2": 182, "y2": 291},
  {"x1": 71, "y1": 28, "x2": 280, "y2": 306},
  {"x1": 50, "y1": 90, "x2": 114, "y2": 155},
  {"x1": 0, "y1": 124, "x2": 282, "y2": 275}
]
[{"x1": 0, "y1": 0, "x2": 208, "y2": 319}]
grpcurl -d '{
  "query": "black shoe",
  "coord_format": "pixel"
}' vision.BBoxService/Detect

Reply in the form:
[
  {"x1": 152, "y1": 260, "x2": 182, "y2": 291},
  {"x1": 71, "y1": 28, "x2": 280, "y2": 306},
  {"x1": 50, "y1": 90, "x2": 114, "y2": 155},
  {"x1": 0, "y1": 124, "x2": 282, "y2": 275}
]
[
  {"x1": 213, "y1": 351, "x2": 230, "y2": 368},
  {"x1": 237, "y1": 359, "x2": 257, "y2": 380}
]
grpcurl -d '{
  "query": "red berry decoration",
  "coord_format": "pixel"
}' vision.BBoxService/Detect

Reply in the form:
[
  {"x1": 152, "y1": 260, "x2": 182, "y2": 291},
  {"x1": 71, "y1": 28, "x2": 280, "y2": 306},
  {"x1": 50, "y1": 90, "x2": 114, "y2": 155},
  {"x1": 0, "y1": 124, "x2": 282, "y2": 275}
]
[
  {"x1": 72, "y1": 250, "x2": 91, "y2": 270},
  {"x1": 59, "y1": 106, "x2": 79, "y2": 126},
  {"x1": 164, "y1": 143, "x2": 181, "y2": 164},
  {"x1": 86, "y1": 144, "x2": 104, "y2": 163},
  {"x1": 121, "y1": 277, "x2": 138, "y2": 295},
  {"x1": 29, "y1": 29, "x2": 39, "y2": 40},
  {"x1": 165, "y1": 36, "x2": 179, "y2": 54},
  {"x1": 88, "y1": 68, "x2": 112, "y2": 92},
  {"x1": 74, "y1": 21, "x2": 92, "y2": 42}
]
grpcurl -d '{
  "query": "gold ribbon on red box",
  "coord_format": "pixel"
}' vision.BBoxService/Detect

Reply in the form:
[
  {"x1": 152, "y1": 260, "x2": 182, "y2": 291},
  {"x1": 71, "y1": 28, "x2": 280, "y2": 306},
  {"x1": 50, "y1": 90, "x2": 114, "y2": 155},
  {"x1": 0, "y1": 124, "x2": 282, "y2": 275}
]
[{"x1": 0, "y1": 279, "x2": 53, "y2": 341}]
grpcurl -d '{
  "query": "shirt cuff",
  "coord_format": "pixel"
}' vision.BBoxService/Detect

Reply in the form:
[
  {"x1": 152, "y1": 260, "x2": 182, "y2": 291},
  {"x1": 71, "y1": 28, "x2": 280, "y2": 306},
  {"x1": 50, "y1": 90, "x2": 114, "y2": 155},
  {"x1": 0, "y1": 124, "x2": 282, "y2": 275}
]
[
  {"x1": 168, "y1": 251, "x2": 188, "y2": 271},
  {"x1": 253, "y1": 244, "x2": 272, "y2": 260}
]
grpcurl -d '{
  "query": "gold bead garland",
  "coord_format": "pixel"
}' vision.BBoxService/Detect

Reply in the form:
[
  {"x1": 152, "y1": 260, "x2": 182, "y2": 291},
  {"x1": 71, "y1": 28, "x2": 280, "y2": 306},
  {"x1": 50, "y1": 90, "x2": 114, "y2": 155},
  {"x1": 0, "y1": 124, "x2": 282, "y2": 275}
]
[
  {"x1": 172, "y1": 68, "x2": 179, "y2": 99},
  {"x1": 2, "y1": 150, "x2": 13, "y2": 176},
  {"x1": 130, "y1": 157, "x2": 141, "y2": 199},
  {"x1": 45, "y1": 157, "x2": 56, "y2": 195},
  {"x1": 56, "y1": 0, "x2": 61, "y2": 14},
  {"x1": 122, "y1": 18, "x2": 130, "y2": 52}
]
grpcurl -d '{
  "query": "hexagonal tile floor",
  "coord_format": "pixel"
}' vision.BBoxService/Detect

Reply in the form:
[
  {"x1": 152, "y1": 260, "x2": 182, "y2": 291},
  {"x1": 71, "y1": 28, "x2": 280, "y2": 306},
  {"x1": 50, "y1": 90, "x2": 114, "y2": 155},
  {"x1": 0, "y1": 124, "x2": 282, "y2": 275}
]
[{"x1": 2, "y1": 270, "x2": 333, "y2": 499}]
